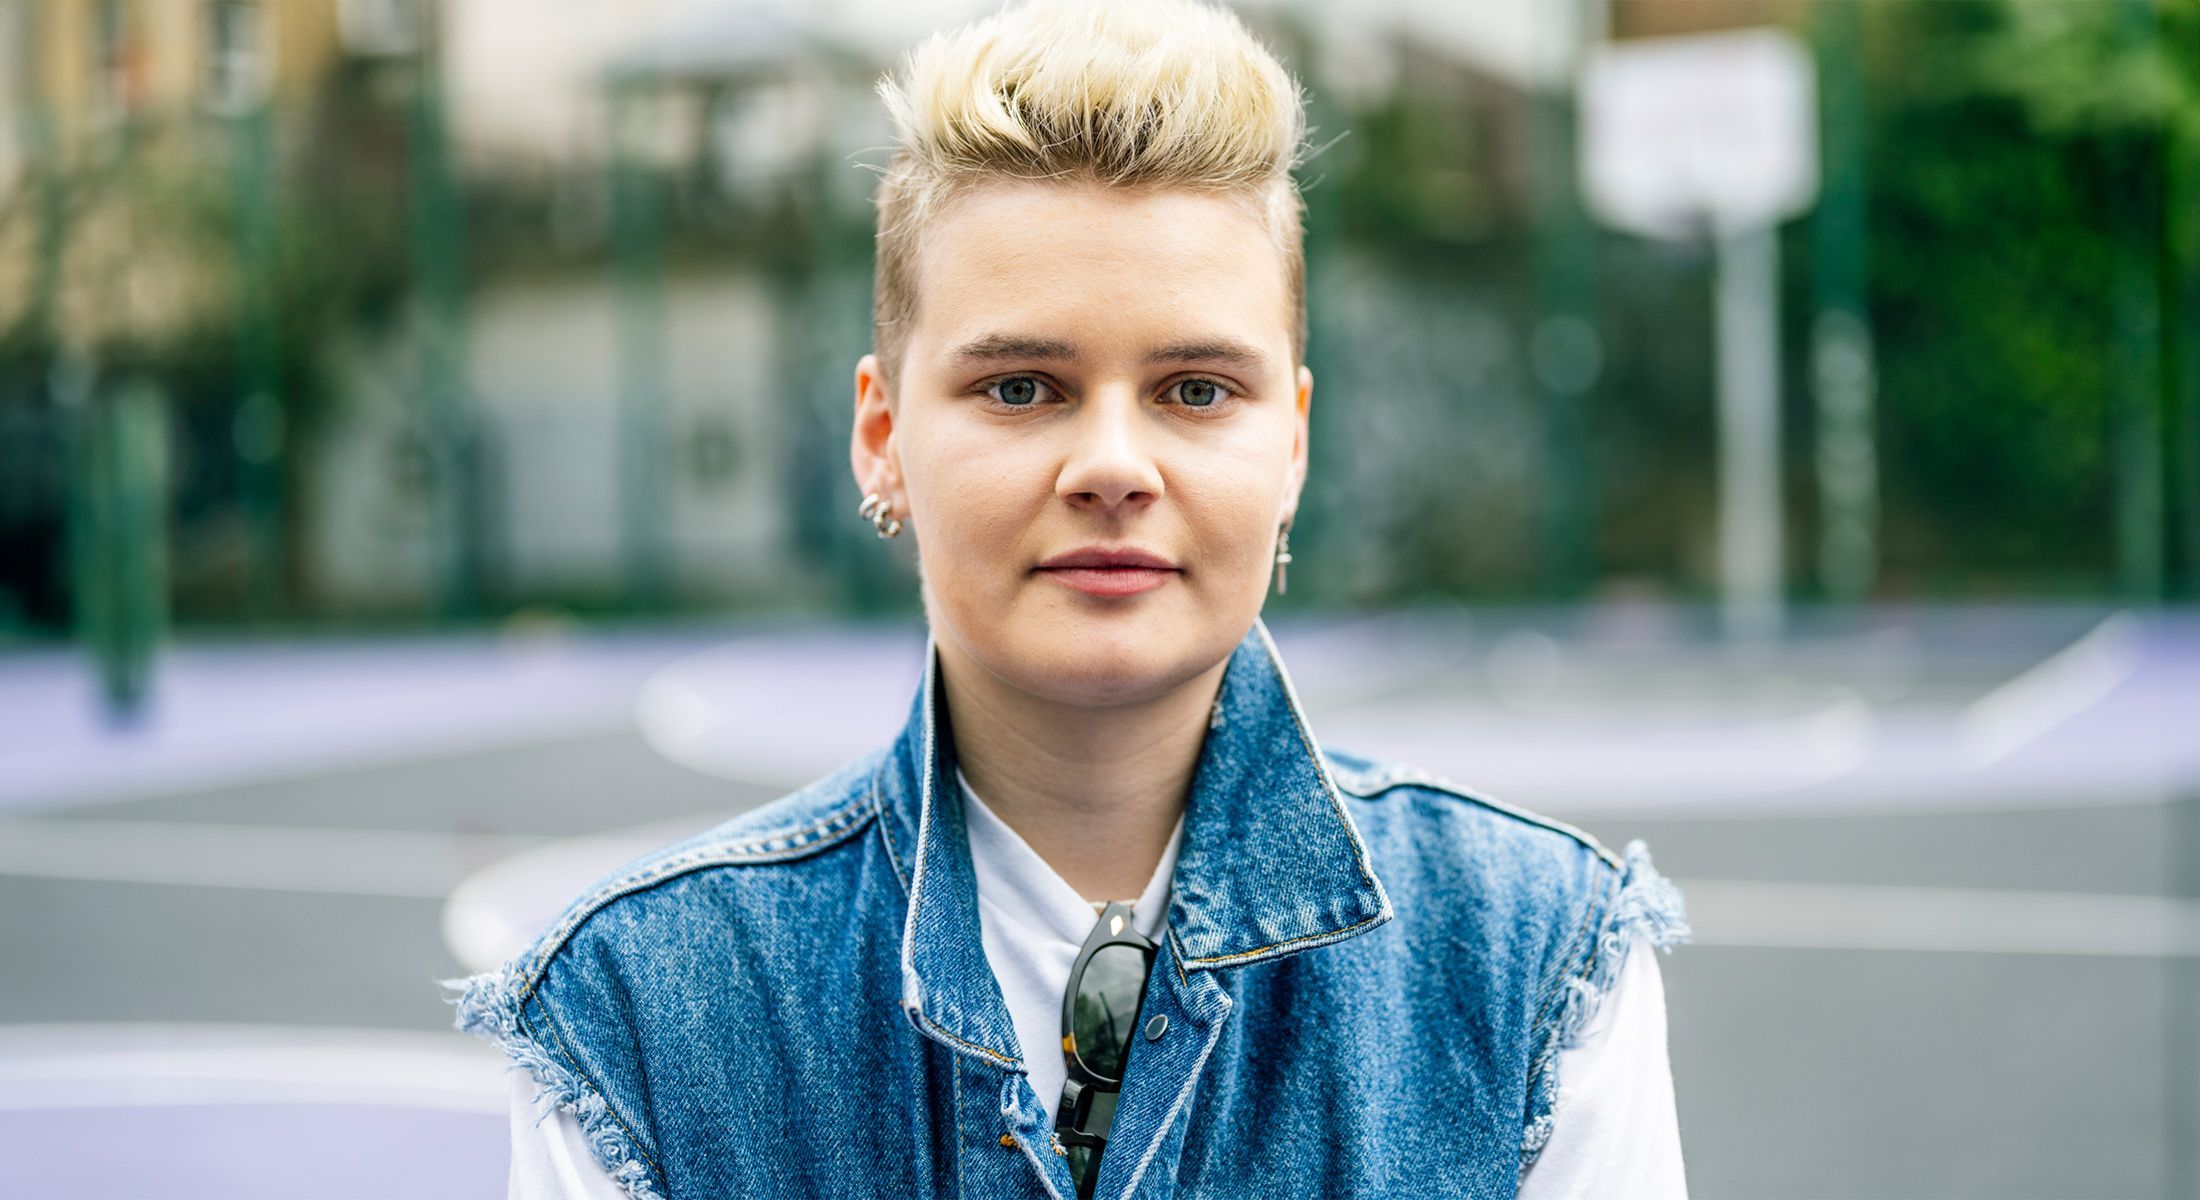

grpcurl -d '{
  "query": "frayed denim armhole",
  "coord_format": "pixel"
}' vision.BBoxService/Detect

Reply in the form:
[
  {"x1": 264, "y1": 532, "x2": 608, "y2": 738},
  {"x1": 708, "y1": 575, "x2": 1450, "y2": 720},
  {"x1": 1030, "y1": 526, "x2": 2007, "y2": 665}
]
[
  {"x1": 439, "y1": 965, "x2": 669, "y2": 1200},
  {"x1": 1518, "y1": 838, "x2": 1692, "y2": 1171}
]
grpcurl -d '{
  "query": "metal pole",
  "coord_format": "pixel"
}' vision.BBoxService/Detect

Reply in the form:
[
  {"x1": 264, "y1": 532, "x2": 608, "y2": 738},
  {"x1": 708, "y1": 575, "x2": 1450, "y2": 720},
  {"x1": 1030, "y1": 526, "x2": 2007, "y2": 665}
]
[
  {"x1": 1296, "y1": 26, "x2": 1346, "y2": 610},
  {"x1": 2175, "y1": 772, "x2": 2200, "y2": 1199},
  {"x1": 1714, "y1": 222, "x2": 1784, "y2": 644},
  {"x1": 2111, "y1": 0, "x2": 2165, "y2": 605},
  {"x1": 229, "y1": 100, "x2": 284, "y2": 617},
  {"x1": 408, "y1": 21, "x2": 476, "y2": 618},
  {"x1": 1531, "y1": 0, "x2": 1604, "y2": 600},
  {"x1": 1810, "y1": 0, "x2": 1878, "y2": 605},
  {"x1": 68, "y1": 373, "x2": 168, "y2": 723},
  {"x1": 2168, "y1": 5, "x2": 2200, "y2": 606},
  {"x1": 609, "y1": 79, "x2": 672, "y2": 612},
  {"x1": 27, "y1": 0, "x2": 60, "y2": 349},
  {"x1": 2153, "y1": 4, "x2": 2198, "y2": 1192}
]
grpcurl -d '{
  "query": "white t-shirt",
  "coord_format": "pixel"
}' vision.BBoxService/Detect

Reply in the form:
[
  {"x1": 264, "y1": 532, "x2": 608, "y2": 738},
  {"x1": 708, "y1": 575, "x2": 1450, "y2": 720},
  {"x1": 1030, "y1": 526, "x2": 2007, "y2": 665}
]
[
  {"x1": 960, "y1": 767, "x2": 1183, "y2": 1121},
  {"x1": 505, "y1": 772, "x2": 1687, "y2": 1197}
]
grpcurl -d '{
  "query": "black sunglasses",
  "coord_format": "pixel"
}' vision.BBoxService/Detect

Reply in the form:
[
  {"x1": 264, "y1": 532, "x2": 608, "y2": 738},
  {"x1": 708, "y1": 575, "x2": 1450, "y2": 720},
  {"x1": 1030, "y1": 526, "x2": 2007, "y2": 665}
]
[{"x1": 1054, "y1": 899, "x2": 1158, "y2": 1200}]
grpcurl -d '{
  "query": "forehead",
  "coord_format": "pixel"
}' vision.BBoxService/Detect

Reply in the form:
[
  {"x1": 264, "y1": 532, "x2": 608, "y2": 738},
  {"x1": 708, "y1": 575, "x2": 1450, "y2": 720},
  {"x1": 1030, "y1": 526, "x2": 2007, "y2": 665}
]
[{"x1": 906, "y1": 178, "x2": 1291, "y2": 369}]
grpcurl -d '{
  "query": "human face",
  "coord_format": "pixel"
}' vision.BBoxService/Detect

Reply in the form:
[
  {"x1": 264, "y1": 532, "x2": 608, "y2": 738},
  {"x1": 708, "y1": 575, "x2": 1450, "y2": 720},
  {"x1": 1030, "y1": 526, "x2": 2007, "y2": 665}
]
[{"x1": 850, "y1": 178, "x2": 1312, "y2": 709}]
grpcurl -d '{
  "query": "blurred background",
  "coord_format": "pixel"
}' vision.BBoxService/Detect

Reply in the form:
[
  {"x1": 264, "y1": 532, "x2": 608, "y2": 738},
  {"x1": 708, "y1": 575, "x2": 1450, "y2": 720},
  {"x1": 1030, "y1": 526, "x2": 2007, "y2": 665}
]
[{"x1": 0, "y1": 0, "x2": 2195, "y2": 1196}]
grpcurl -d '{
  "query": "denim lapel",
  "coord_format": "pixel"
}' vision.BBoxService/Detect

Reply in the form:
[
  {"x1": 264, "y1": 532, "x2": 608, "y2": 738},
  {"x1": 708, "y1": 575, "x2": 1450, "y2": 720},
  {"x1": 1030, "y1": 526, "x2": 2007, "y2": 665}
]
[
  {"x1": 1165, "y1": 616, "x2": 1394, "y2": 969},
  {"x1": 874, "y1": 627, "x2": 1024, "y2": 1067},
  {"x1": 873, "y1": 615, "x2": 1395, "y2": 1067}
]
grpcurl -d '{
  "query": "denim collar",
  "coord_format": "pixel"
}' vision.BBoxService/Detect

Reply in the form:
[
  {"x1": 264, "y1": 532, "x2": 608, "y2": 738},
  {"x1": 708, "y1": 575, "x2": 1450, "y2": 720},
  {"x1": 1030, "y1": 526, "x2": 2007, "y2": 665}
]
[{"x1": 872, "y1": 615, "x2": 1395, "y2": 1068}]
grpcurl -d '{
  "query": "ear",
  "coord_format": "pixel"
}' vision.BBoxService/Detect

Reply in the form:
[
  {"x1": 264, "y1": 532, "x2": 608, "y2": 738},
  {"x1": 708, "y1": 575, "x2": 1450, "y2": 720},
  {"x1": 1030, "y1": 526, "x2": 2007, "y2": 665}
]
[
  {"x1": 851, "y1": 353, "x2": 901, "y2": 506},
  {"x1": 1281, "y1": 363, "x2": 1313, "y2": 527}
]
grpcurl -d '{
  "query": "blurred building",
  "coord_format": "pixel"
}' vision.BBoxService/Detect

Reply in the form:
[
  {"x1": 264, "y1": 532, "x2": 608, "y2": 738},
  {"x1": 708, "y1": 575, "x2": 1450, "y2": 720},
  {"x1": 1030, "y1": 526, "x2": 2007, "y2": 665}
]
[
  {"x1": 0, "y1": 0, "x2": 345, "y2": 348},
  {"x1": 0, "y1": 0, "x2": 380, "y2": 633},
  {"x1": 310, "y1": 0, "x2": 879, "y2": 615},
  {"x1": 0, "y1": 0, "x2": 1658, "y2": 623},
  {"x1": 3, "y1": 0, "x2": 2187, "y2": 634}
]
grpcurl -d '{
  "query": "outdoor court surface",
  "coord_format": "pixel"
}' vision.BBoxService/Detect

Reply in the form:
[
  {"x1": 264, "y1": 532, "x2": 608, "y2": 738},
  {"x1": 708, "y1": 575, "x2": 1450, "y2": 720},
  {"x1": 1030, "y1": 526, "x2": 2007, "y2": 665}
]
[{"x1": 1, "y1": 604, "x2": 2194, "y2": 1199}]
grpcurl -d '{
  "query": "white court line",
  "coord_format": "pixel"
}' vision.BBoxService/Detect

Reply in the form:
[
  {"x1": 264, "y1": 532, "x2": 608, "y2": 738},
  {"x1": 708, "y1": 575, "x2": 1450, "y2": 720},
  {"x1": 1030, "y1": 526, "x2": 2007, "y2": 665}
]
[
  {"x1": 0, "y1": 818, "x2": 549, "y2": 898},
  {"x1": 441, "y1": 819, "x2": 713, "y2": 973},
  {"x1": 8, "y1": 818, "x2": 2197, "y2": 963},
  {"x1": 0, "y1": 1023, "x2": 510, "y2": 1113},
  {"x1": 1957, "y1": 611, "x2": 2141, "y2": 769},
  {"x1": 1677, "y1": 876, "x2": 2200, "y2": 959}
]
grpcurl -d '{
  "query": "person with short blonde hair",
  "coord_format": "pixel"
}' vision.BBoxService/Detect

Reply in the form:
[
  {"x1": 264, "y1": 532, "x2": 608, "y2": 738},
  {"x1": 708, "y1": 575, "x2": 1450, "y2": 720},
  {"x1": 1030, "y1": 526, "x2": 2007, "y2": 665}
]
[
  {"x1": 450, "y1": 2, "x2": 1690, "y2": 1196},
  {"x1": 866, "y1": 0, "x2": 1312, "y2": 388}
]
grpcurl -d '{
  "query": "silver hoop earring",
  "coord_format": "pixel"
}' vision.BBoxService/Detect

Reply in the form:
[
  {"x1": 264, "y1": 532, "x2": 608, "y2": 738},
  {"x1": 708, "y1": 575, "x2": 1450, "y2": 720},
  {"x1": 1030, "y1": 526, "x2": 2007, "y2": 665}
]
[
  {"x1": 1273, "y1": 525, "x2": 1292, "y2": 595},
  {"x1": 858, "y1": 491, "x2": 903, "y2": 539}
]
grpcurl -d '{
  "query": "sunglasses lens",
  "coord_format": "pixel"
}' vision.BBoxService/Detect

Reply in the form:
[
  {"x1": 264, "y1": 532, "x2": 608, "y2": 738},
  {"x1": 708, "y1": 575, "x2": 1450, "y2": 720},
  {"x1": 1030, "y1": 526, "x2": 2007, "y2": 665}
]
[
  {"x1": 1067, "y1": 1143, "x2": 1099, "y2": 1194},
  {"x1": 1071, "y1": 943, "x2": 1149, "y2": 1082}
]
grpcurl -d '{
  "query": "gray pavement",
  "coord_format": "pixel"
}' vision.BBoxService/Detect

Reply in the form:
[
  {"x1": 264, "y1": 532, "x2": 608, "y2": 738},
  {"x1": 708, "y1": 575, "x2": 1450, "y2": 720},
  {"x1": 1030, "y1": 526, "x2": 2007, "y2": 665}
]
[{"x1": 2, "y1": 606, "x2": 2194, "y2": 1199}]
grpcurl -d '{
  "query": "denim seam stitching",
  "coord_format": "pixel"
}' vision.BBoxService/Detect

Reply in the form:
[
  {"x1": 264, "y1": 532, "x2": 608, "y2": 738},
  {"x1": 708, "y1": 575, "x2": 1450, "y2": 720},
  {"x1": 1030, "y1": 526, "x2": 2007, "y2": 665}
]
[
  {"x1": 1181, "y1": 906, "x2": 1390, "y2": 967},
  {"x1": 1009, "y1": 1114, "x2": 1070, "y2": 1200},
  {"x1": 872, "y1": 755, "x2": 912, "y2": 895},
  {"x1": 513, "y1": 800, "x2": 874, "y2": 1000},
  {"x1": 897, "y1": 640, "x2": 945, "y2": 1041},
  {"x1": 1518, "y1": 856, "x2": 1610, "y2": 1167},
  {"x1": 1345, "y1": 764, "x2": 1625, "y2": 872},
  {"x1": 875, "y1": 798, "x2": 911, "y2": 895},
  {"x1": 915, "y1": 1007, "x2": 1023, "y2": 1070},
  {"x1": 1530, "y1": 864, "x2": 1607, "y2": 1042},
  {"x1": 1526, "y1": 838, "x2": 1690, "y2": 1173},
  {"x1": 869, "y1": 732, "x2": 919, "y2": 895},
  {"x1": 894, "y1": 637, "x2": 1024, "y2": 1071},
  {"x1": 527, "y1": 995, "x2": 668, "y2": 1184}
]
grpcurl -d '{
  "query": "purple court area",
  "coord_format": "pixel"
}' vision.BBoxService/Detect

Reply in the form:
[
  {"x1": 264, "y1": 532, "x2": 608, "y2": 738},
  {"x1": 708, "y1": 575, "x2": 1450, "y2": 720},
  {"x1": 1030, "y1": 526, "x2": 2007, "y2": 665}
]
[
  {"x1": 0, "y1": 1104, "x2": 505, "y2": 1198},
  {"x1": 4, "y1": 604, "x2": 2197, "y2": 819},
  {"x1": 0, "y1": 620, "x2": 791, "y2": 812},
  {"x1": 0, "y1": 1023, "x2": 515, "y2": 1199}
]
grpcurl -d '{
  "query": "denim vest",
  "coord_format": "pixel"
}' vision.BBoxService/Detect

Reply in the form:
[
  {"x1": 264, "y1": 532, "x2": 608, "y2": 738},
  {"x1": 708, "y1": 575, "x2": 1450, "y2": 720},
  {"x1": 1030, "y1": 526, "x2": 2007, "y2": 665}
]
[{"x1": 445, "y1": 616, "x2": 1689, "y2": 1199}]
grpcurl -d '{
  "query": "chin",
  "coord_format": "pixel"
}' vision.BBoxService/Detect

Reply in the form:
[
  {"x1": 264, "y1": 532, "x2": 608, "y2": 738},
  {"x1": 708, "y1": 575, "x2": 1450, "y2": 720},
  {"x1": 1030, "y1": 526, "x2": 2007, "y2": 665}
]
[{"x1": 1010, "y1": 623, "x2": 1189, "y2": 703}]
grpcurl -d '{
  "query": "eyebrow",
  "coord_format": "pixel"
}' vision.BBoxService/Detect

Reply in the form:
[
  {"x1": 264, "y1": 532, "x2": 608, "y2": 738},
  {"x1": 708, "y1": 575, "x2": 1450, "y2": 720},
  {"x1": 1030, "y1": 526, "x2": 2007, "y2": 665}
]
[{"x1": 946, "y1": 333, "x2": 1271, "y2": 373}]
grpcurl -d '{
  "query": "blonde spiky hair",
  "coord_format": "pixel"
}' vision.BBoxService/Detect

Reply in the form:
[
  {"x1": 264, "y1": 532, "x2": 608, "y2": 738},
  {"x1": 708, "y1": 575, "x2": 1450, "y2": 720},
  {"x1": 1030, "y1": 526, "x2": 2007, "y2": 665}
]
[{"x1": 869, "y1": 0, "x2": 1311, "y2": 388}]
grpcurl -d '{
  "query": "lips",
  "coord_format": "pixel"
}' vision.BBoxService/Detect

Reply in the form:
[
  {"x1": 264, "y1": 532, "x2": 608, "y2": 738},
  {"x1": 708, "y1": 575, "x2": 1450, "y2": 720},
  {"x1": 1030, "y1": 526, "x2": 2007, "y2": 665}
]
[
  {"x1": 1034, "y1": 546, "x2": 1179, "y2": 598},
  {"x1": 1035, "y1": 546, "x2": 1179, "y2": 571}
]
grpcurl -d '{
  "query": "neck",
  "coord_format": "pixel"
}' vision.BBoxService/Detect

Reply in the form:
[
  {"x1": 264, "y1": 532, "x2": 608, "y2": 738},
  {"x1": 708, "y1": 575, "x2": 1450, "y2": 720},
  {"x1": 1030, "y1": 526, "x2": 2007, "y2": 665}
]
[{"x1": 936, "y1": 632, "x2": 1221, "y2": 904}]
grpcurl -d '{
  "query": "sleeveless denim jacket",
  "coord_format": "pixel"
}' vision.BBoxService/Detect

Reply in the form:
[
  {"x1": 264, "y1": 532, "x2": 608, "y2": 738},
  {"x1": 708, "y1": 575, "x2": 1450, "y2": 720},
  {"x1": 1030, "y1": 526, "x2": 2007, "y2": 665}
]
[{"x1": 444, "y1": 617, "x2": 1690, "y2": 1199}]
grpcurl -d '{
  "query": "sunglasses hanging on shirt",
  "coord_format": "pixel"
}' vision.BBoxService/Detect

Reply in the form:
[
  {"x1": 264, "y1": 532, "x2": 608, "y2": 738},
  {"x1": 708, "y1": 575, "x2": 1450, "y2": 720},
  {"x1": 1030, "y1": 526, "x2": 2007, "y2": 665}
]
[{"x1": 1055, "y1": 899, "x2": 1158, "y2": 1200}]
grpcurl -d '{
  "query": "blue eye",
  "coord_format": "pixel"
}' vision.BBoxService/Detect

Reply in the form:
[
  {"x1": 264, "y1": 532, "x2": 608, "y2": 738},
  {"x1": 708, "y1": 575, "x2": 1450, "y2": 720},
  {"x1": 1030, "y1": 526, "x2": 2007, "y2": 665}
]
[
  {"x1": 1176, "y1": 379, "x2": 1224, "y2": 408},
  {"x1": 979, "y1": 375, "x2": 1235, "y2": 413},
  {"x1": 988, "y1": 376, "x2": 1051, "y2": 407}
]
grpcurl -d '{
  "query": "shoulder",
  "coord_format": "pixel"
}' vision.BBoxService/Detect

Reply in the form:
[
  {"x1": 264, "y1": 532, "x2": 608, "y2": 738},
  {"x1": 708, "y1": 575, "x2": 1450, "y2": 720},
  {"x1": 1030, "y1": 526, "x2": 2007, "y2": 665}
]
[
  {"x1": 439, "y1": 748, "x2": 893, "y2": 1199},
  {"x1": 1320, "y1": 743, "x2": 1624, "y2": 880},
  {"x1": 1318, "y1": 743, "x2": 1691, "y2": 1017},
  {"x1": 1315, "y1": 745, "x2": 1691, "y2": 1168},
  {"x1": 1318, "y1": 743, "x2": 1659, "y2": 988},
  {"x1": 450, "y1": 746, "x2": 887, "y2": 1014}
]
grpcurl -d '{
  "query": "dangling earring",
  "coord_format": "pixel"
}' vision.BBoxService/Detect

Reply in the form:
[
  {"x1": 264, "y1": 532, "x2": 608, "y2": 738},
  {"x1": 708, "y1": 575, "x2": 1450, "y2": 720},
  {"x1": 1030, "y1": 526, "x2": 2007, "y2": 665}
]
[
  {"x1": 858, "y1": 491, "x2": 903, "y2": 539},
  {"x1": 1273, "y1": 524, "x2": 1292, "y2": 595}
]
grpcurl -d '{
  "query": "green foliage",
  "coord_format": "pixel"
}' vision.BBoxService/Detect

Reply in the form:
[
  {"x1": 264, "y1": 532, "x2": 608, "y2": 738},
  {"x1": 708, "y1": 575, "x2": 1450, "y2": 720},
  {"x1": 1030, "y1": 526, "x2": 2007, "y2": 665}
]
[
  {"x1": 1327, "y1": 89, "x2": 1501, "y2": 253},
  {"x1": 1855, "y1": 0, "x2": 2193, "y2": 588}
]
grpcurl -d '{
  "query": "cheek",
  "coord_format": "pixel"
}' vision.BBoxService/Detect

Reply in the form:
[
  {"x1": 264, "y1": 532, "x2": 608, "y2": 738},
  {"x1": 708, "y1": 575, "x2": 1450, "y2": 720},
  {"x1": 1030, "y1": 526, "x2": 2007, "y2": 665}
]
[
  {"x1": 901, "y1": 424, "x2": 1040, "y2": 564},
  {"x1": 1180, "y1": 462, "x2": 1291, "y2": 571}
]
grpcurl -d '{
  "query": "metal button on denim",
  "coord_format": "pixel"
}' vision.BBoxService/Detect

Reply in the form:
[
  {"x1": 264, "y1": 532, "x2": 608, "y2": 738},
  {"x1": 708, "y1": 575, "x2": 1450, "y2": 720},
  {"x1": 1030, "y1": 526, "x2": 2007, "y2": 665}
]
[{"x1": 1145, "y1": 1014, "x2": 1168, "y2": 1041}]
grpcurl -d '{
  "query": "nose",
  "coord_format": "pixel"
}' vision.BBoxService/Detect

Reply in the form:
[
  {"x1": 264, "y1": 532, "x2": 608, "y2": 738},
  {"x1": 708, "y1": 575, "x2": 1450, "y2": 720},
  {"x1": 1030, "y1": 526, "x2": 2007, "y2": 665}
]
[{"x1": 1056, "y1": 387, "x2": 1164, "y2": 513}]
